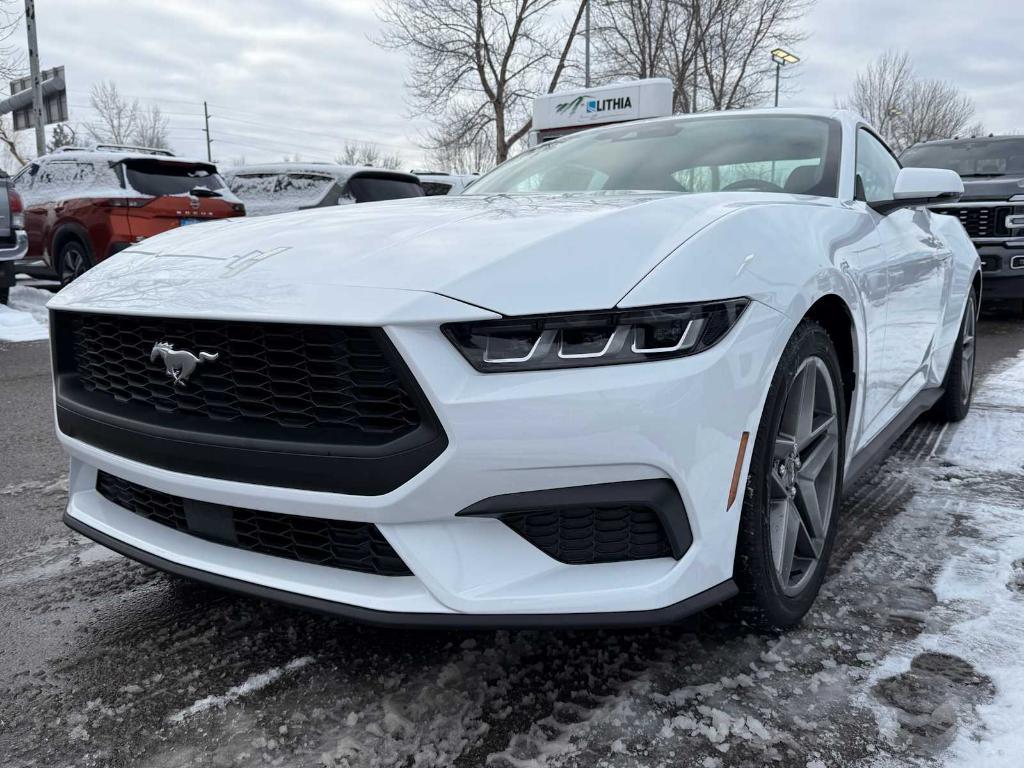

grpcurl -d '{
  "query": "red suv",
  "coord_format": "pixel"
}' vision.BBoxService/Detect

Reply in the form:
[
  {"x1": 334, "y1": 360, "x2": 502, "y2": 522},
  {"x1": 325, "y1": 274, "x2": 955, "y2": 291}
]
[{"x1": 13, "y1": 145, "x2": 245, "y2": 285}]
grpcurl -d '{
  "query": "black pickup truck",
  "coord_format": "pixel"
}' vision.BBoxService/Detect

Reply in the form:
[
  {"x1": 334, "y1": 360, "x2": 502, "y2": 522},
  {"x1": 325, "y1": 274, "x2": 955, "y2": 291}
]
[
  {"x1": 902, "y1": 136, "x2": 1024, "y2": 308},
  {"x1": 0, "y1": 175, "x2": 28, "y2": 304}
]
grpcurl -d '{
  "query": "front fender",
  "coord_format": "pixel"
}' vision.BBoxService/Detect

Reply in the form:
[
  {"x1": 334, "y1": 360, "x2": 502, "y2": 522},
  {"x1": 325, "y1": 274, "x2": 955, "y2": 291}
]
[{"x1": 619, "y1": 200, "x2": 877, "y2": 459}]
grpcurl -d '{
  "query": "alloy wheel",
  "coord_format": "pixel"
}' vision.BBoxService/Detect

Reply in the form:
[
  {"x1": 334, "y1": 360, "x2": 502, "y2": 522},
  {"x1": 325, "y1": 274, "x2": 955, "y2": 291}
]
[
  {"x1": 961, "y1": 294, "x2": 976, "y2": 405},
  {"x1": 61, "y1": 246, "x2": 88, "y2": 285},
  {"x1": 768, "y1": 357, "x2": 840, "y2": 597}
]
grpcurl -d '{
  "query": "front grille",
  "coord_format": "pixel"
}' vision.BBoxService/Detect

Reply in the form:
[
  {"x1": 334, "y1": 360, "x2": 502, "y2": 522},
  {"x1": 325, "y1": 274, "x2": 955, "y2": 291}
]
[
  {"x1": 940, "y1": 206, "x2": 1015, "y2": 239},
  {"x1": 63, "y1": 312, "x2": 421, "y2": 439},
  {"x1": 499, "y1": 506, "x2": 674, "y2": 565},
  {"x1": 96, "y1": 471, "x2": 412, "y2": 577}
]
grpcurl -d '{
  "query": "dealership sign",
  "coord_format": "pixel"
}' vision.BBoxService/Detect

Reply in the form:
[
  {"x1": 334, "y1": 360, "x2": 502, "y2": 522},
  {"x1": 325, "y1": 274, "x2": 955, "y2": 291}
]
[{"x1": 533, "y1": 78, "x2": 673, "y2": 134}]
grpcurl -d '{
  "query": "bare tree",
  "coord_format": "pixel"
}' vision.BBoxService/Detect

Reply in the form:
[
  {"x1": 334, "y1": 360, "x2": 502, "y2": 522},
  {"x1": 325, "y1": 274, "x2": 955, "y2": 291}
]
[
  {"x1": 84, "y1": 81, "x2": 139, "y2": 145},
  {"x1": 837, "y1": 49, "x2": 913, "y2": 140},
  {"x1": 893, "y1": 78, "x2": 977, "y2": 152},
  {"x1": 840, "y1": 49, "x2": 978, "y2": 152},
  {"x1": 697, "y1": 0, "x2": 812, "y2": 111},
  {"x1": 0, "y1": 1, "x2": 23, "y2": 82},
  {"x1": 377, "y1": 0, "x2": 587, "y2": 164},
  {"x1": 589, "y1": 0, "x2": 809, "y2": 113},
  {"x1": 591, "y1": 0, "x2": 674, "y2": 82},
  {"x1": 0, "y1": 115, "x2": 25, "y2": 168},
  {"x1": 336, "y1": 141, "x2": 402, "y2": 169},
  {"x1": 425, "y1": 126, "x2": 496, "y2": 174},
  {"x1": 133, "y1": 105, "x2": 170, "y2": 149},
  {"x1": 46, "y1": 122, "x2": 77, "y2": 152}
]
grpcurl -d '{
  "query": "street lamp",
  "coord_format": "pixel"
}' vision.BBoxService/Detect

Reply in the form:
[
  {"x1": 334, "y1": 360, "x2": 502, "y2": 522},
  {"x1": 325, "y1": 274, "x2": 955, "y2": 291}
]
[{"x1": 770, "y1": 47, "x2": 800, "y2": 107}]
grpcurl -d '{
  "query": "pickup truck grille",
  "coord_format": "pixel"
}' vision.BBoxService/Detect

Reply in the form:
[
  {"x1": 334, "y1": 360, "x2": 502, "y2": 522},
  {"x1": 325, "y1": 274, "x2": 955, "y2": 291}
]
[{"x1": 939, "y1": 205, "x2": 1015, "y2": 239}]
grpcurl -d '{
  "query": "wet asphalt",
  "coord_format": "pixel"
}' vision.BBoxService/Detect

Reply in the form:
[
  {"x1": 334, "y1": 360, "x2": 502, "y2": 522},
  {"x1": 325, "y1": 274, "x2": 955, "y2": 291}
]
[{"x1": 1, "y1": 300, "x2": 1022, "y2": 768}]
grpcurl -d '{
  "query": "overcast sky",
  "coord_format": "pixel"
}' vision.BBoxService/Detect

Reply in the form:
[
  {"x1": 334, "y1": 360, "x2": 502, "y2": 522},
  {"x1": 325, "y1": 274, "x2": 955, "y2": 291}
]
[{"x1": 23, "y1": 0, "x2": 1024, "y2": 169}]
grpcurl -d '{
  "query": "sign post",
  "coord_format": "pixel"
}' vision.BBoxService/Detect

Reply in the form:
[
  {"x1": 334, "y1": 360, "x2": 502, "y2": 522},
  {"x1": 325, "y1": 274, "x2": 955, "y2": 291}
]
[{"x1": 24, "y1": 0, "x2": 45, "y2": 155}]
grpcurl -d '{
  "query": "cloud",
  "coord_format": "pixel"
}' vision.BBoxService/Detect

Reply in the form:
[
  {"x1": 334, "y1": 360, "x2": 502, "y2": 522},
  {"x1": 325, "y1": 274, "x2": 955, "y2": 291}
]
[
  {"x1": 20, "y1": 0, "x2": 1022, "y2": 171},
  {"x1": 793, "y1": 0, "x2": 1023, "y2": 133}
]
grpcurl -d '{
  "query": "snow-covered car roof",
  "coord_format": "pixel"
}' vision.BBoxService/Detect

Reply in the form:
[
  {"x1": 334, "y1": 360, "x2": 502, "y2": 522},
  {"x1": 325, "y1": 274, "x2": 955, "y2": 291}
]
[
  {"x1": 33, "y1": 148, "x2": 216, "y2": 167},
  {"x1": 222, "y1": 163, "x2": 416, "y2": 183}
]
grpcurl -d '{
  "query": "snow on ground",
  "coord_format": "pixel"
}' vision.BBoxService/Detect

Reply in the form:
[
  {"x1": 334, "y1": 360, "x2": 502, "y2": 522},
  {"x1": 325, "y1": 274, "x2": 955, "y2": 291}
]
[
  {"x1": 0, "y1": 285, "x2": 52, "y2": 342},
  {"x1": 3, "y1": 328, "x2": 1024, "y2": 768}
]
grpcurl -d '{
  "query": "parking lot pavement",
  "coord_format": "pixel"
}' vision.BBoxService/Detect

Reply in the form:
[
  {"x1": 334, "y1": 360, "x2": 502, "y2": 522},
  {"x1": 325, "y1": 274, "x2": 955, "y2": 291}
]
[{"x1": 2, "y1": 308, "x2": 1023, "y2": 768}]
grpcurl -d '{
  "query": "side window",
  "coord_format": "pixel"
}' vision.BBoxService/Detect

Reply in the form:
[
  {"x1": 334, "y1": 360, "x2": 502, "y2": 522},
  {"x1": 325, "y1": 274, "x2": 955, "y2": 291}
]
[
  {"x1": 11, "y1": 164, "x2": 36, "y2": 191},
  {"x1": 856, "y1": 129, "x2": 901, "y2": 204},
  {"x1": 36, "y1": 161, "x2": 97, "y2": 188}
]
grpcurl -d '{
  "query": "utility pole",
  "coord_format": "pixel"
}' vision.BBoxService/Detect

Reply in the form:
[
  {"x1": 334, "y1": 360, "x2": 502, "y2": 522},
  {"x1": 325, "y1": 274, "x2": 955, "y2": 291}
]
[
  {"x1": 24, "y1": 0, "x2": 45, "y2": 155},
  {"x1": 584, "y1": 0, "x2": 591, "y2": 88},
  {"x1": 202, "y1": 101, "x2": 212, "y2": 162}
]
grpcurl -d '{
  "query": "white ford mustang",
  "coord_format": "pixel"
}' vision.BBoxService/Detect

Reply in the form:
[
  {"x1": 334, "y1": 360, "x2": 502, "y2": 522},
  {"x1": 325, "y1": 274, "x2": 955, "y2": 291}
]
[{"x1": 50, "y1": 109, "x2": 978, "y2": 629}]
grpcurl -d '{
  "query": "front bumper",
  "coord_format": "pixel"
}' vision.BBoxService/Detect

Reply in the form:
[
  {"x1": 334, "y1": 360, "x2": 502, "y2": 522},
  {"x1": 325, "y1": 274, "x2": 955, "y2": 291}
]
[
  {"x1": 60, "y1": 296, "x2": 788, "y2": 622},
  {"x1": 977, "y1": 241, "x2": 1024, "y2": 299}
]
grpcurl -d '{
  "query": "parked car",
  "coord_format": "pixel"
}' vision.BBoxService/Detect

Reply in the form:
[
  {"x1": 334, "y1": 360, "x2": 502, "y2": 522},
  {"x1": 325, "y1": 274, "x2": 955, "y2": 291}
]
[
  {"x1": 902, "y1": 136, "x2": 1024, "y2": 307},
  {"x1": 51, "y1": 109, "x2": 977, "y2": 630},
  {"x1": 223, "y1": 163, "x2": 424, "y2": 216},
  {"x1": 412, "y1": 171, "x2": 477, "y2": 196},
  {"x1": 12, "y1": 145, "x2": 244, "y2": 286},
  {"x1": 0, "y1": 175, "x2": 27, "y2": 304}
]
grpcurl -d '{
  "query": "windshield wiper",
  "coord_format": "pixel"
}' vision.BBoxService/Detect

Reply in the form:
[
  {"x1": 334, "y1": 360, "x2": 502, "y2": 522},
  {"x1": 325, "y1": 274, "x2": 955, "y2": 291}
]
[
  {"x1": 959, "y1": 173, "x2": 1005, "y2": 178},
  {"x1": 189, "y1": 186, "x2": 223, "y2": 197}
]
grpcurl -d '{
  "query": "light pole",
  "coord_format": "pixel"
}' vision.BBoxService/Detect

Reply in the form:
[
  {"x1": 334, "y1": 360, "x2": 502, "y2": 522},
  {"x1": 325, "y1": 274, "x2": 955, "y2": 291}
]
[{"x1": 770, "y1": 48, "x2": 800, "y2": 108}]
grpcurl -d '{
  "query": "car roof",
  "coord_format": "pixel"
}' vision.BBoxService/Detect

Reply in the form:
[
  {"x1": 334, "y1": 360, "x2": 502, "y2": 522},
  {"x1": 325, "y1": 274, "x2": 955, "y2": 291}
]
[
  {"x1": 36, "y1": 148, "x2": 214, "y2": 165},
  {"x1": 223, "y1": 162, "x2": 416, "y2": 181},
  {"x1": 908, "y1": 135, "x2": 1024, "y2": 148}
]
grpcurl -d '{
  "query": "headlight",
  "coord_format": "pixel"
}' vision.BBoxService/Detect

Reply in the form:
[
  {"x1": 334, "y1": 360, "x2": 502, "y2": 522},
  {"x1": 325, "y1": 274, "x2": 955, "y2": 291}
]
[{"x1": 443, "y1": 298, "x2": 749, "y2": 372}]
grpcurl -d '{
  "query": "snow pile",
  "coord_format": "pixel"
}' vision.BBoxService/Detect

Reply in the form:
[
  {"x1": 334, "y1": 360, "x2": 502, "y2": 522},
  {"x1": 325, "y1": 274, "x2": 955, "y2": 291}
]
[
  {"x1": 167, "y1": 656, "x2": 314, "y2": 723},
  {"x1": 0, "y1": 285, "x2": 52, "y2": 342}
]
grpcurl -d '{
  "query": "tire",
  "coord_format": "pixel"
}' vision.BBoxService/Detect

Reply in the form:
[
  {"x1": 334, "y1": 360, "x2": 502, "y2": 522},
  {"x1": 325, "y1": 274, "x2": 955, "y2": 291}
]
[
  {"x1": 0, "y1": 260, "x2": 12, "y2": 304},
  {"x1": 58, "y1": 239, "x2": 93, "y2": 287},
  {"x1": 930, "y1": 290, "x2": 977, "y2": 423},
  {"x1": 733, "y1": 320, "x2": 847, "y2": 630}
]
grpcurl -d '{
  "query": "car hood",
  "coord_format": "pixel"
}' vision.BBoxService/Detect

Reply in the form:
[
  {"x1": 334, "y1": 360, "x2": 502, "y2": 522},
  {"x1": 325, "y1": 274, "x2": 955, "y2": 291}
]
[
  {"x1": 50, "y1": 191, "x2": 792, "y2": 318},
  {"x1": 959, "y1": 174, "x2": 1024, "y2": 202}
]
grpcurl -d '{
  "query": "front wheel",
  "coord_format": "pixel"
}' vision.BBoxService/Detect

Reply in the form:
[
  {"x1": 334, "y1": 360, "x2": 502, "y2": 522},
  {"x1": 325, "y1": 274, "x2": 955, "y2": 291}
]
[
  {"x1": 930, "y1": 290, "x2": 977, "y2": 423},
  {"x1": 733, "y1": 320, "x2": 847, "y2": 630},
  {"x1": 58, "y1": 239, "x2": 92, "y2": 287}
]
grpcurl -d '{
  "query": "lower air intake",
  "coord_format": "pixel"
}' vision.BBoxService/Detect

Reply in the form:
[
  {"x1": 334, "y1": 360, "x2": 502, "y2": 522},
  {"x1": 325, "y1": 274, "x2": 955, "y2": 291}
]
[
  {"x1": 457, "y1": 479, "x2": 690, "y2": 565},
  {"x1": 96, "y1": 472, "x2": 411, "y2": 577}
]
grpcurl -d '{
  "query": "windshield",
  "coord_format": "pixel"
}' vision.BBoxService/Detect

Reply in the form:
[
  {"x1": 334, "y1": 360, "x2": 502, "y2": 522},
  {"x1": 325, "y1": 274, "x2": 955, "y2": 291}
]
[
  {"x1": 901, "y1": 139, "x2": 1024, "y2": 177},
  {"x1": 467, "y1": 115, "x2": 841, "y2": 197},
  {"x1": 123, "y1": 160, "x2": 227, "y2": 196}
]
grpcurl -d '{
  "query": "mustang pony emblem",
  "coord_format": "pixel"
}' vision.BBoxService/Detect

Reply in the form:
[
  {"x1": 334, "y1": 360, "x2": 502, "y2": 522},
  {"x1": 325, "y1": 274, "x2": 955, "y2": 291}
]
[{"x1": 150, "y1": 341, "x2": 219, "y2": 387}]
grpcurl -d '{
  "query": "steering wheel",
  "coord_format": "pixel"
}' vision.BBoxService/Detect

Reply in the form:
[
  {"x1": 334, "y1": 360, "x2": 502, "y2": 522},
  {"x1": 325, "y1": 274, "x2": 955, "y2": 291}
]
[{"x1": 722, "y1": 178, "x2": 784, "y2": 193}]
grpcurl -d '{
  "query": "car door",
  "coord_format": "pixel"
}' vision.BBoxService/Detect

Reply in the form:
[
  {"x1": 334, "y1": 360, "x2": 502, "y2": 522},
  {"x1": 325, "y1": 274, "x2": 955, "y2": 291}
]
[{"x1": 855, "y1": 128, "x2": 949, "y2": 430}]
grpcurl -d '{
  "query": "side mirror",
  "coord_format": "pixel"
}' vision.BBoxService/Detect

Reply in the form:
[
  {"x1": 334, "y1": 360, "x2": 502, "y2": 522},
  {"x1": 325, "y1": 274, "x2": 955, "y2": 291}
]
[{"x1": 871, "y1": 167, "x2": 963, "y2": 214}]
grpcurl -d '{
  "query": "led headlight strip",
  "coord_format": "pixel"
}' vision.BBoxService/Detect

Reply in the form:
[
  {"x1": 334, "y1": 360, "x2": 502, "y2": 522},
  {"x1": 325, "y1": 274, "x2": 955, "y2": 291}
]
[{"x1": 443, "y1": 298, "x2": 750, "y2": 372}]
